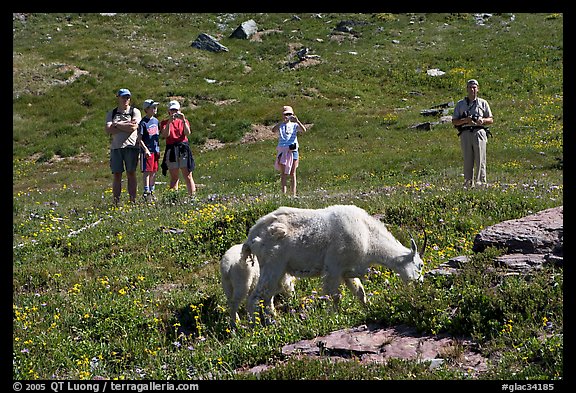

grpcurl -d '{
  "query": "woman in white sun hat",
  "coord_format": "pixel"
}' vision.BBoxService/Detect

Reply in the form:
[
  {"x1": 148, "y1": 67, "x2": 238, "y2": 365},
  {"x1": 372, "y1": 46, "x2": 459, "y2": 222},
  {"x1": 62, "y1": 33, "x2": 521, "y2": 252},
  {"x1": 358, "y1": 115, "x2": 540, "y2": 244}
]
[{"x1": 272, "y1": 105, "x2": 306, "y2": 197}]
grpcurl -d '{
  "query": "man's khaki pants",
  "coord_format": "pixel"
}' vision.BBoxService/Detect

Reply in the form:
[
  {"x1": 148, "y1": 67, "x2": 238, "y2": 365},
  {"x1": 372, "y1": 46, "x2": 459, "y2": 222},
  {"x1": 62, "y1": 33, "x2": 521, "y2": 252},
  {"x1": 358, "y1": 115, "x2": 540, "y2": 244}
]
[{"x1": 460, "y1": 128, "x2": 487, "y2": 187}]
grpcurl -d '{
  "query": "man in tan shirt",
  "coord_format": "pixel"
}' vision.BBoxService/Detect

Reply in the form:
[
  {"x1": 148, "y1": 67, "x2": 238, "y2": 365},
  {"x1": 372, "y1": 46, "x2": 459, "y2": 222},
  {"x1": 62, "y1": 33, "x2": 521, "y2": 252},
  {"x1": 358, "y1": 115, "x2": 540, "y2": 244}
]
[
  {"x1": 105, "y1": 88, "x2": 142, "y2": 204},
  {"x1": 452, "y1": 79, "x2": 494, "y2": 188}
]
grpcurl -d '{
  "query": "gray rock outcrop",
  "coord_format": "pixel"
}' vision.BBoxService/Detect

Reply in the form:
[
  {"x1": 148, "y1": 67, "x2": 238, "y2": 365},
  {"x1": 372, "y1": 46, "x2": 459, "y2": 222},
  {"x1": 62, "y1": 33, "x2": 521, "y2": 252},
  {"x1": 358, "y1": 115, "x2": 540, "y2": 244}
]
[
  {"x1": 191, "y1": 33, "x2": 228, "y2": 52},
  {"x1": 429, "y1": 206, "x2": 563, "y2": 276},
  {"x1": 241, "y1": 323, "x2": 488, "y2": 376},
  {"x1": 230, "y1": 19, "x2": 257, "y2": 39},
  {"x1": 473, "y1": 206, "x2": 563, "y2": 255}
]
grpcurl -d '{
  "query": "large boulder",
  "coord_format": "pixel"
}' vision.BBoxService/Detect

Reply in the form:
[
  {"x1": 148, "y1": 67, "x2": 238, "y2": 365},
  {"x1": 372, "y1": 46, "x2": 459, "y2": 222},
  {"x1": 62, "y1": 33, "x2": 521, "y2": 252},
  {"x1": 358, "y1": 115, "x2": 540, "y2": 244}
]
[
  {"x1": 473, "y1": 206, "x2": 563, "y2": 256},
  {"x1": 428, "y1": 206, "x2": 563, "y2": 276},
  {"x1": 191, "y1": 33, "x2": 228, "y2": 52},
  {"x1": 230, "y1": 19, "x2": 257, "y2": 39}
]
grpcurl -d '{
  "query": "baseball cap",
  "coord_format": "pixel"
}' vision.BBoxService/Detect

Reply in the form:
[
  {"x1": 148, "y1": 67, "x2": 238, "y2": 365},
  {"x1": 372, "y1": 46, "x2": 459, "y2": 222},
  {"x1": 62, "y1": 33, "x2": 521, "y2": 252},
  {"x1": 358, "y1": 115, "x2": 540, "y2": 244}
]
[
  {"x1": 117, "y1": 88, "x2": 131, "y2": 97},
  {"x1": 282, "y1": 105, "x2": 294, "y2": 115},
  {"x1": 143, "y1": 99, "x2": 159, "y2": 109},
  {"x1": 168, "y1": 100, "x2": 181, "y2": 110},
  {"x1": 467, "y1": 79, "x2": 479, "y2": 86}
]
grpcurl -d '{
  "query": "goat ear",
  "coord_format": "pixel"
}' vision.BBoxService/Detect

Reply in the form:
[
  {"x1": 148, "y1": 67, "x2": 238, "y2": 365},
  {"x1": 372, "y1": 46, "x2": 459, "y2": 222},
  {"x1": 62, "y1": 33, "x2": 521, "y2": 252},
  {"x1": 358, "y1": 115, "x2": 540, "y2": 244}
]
[{"x1": 410, "y1": 238, "x2": 418, "y2": 254}]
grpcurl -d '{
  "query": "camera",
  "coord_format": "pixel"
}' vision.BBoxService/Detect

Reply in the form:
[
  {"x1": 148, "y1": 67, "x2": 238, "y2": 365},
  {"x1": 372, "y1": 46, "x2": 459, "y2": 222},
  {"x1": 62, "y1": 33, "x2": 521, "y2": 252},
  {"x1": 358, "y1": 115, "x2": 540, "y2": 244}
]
[{"x1": 461, "y1": 110, "x2": 480, "y2": 122}]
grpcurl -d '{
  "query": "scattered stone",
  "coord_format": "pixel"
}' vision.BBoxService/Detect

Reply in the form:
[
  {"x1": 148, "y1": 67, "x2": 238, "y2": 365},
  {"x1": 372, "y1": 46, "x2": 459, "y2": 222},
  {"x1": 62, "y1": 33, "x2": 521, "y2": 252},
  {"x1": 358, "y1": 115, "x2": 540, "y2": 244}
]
[
  {"x1": 430, "y1": 101, "x2": 454, "y2": 109},
  {"x1": 409, "y1": 115, "x2": 452, "y2": 130},
  {"x1": 288, "y1": 47, "x2": 321, "y2": 69},
  {"x1": 426, "y1": 68, "x2": 445, "y2": 76},
  {"x1": 230, "y1": 19, "x2": 257, "y2": 39},
  {"x1": 191, "y1": 33, "x2": 228, "y2": 53},
  {"x1": 334, "y1": 20, "x2": 370, "y2": 34},
  {"x1": 474, "y1": 13, "x2": 493, "y2": 26},
  {"x1": 495, "y1": 253, "x2": 551, "y2": 273},
  {"x1": 410, "y1": 122, "x2": 432, "y2": 130},
  {"x1": 420, "y1": 108, "x2": 448, "y2": 116},
  {"x1": 159, "y1": 226, "x2": 185, "y2": 234},
  {"x1": 426, "y1": 256, "x2": 469, "y2": 277}
]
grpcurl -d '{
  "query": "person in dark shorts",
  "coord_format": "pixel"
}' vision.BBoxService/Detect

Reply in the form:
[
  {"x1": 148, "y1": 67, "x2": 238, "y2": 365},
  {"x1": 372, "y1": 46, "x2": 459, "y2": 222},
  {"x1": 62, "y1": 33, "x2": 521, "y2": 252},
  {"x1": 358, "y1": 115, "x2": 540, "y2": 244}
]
[
  {"x1": 159, "y1": 100, "x2": 196, "y2": 195},
  {"x1": 105, "y1": 88, "x2": 142, "y2": 205}
]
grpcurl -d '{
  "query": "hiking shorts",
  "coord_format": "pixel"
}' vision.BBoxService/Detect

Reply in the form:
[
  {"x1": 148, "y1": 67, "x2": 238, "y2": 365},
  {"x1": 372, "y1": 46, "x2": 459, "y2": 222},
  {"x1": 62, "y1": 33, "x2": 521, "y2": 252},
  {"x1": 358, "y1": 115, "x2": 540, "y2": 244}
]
[
  {"x1": 110, "y1": 148, "x2": 139, "y2": 173},
  {"x1": 141, "y1": 151, "x2": 160, "y2": 173},
  {"x1": 166, "y1": 150, "x2": 190, "y2": 170}
]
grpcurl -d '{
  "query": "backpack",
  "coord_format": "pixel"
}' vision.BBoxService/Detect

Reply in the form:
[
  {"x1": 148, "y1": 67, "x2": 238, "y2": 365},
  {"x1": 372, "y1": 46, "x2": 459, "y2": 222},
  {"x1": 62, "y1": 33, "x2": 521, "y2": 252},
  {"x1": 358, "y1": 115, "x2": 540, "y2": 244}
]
[{"x1": 112, "y1": 106, "x2": 136, "y2": 119}]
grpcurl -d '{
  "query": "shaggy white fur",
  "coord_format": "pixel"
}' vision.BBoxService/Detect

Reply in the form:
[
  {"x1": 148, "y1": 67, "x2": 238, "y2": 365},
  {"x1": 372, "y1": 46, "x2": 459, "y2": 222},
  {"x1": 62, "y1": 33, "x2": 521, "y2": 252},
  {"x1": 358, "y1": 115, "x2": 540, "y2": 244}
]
[
  {"x1": 220, "y1": 243, "x2": 295, "y2": 326},
  {"x1": 241, "y1": 205, "x2": 425, "y2": 321}
]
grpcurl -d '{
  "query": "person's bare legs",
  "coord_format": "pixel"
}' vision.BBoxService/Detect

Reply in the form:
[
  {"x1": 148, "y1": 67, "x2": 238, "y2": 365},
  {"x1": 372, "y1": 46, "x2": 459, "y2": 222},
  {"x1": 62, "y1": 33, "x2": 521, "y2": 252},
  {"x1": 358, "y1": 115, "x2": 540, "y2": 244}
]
[
  {"x1": 280, "y1": 168, "x2": 288, "y2": 194},
  {"x1": 279, "y1": 160, "x2": 298, "y2": 196},
  {"x1": 126, "y1": 171, "x2": 137, "y2": 203},
  {"x1": 180, "y1": 168, "x2": 196, "y2": 195},
  {"x1": 149, "y1": 171, "x2": 156, "y2": 192},
  {"x1": 168, "y1": 168, "x2": 180, "y2": 190},
  {"x1": 143, "y1": 172, "x2": 150, "y2": 192},
  {"x1": 289, "y1": 160, "x2": 298, "y2": 197},
  {"x1": 112, "y1": 172, "x2": 123, "y2": 205}
]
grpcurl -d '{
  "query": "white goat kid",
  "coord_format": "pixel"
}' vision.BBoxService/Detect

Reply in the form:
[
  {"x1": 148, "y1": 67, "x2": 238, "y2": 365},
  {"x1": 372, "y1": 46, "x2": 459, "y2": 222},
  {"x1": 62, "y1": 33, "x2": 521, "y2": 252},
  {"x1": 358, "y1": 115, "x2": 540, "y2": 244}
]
[
  {"x1": 220, "y1": 243, "x2": 295, "y2": 326},
  {"x1": 241, "y1": 205, "x2": 425, "y2": 321}
]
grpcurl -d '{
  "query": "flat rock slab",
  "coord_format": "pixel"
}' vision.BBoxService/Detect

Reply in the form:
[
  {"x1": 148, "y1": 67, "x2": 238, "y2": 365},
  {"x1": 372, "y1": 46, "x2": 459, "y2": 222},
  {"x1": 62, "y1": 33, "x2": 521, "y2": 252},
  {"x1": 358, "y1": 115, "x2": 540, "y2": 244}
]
[
  {"x1": 472, "y1": 206, "x2": 563, "y2": 255},
  {"x1": 495, "y1": 253, "x2": 546, "y2": 271},
  {"x1": 276, "y1": 324, "x2": 488, "y2": 374}
]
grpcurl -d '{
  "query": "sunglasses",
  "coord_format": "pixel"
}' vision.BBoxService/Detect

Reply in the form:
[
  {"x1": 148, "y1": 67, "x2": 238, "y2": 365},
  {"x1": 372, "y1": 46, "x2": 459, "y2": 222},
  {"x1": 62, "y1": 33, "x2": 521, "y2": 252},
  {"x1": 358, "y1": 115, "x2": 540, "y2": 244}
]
[{"x1": 284, "y1": 113, "x2": 293, "y2": 116}]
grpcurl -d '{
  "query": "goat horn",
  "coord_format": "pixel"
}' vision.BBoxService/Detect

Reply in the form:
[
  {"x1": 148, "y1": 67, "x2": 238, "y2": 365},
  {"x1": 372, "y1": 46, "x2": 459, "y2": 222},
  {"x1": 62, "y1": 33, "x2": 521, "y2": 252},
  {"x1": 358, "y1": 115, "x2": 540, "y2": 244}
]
[
  {"x1": 407, "y1": 230, "x2": 415, "y2": 243},
  {"x1": 420, "y1": 227, "x2": 427, "y2": 256},
  {"x1": 407, "y1": 227, "x2": 427, "y2": 256}
]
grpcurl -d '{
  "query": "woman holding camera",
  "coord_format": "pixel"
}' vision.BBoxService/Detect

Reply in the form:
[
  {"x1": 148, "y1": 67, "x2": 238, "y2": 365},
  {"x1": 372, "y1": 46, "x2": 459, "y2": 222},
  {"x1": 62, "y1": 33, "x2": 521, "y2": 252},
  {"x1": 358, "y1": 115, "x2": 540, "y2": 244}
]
[
  {"x1": 452, "y1": 79, "x2": 493, "y2": 188},
  {"x1": 272, "y1": 105, "x2": 307, "y2": 197},
  {"x1": 160, "y1": 100, "x2": 196, "y2": 195}
]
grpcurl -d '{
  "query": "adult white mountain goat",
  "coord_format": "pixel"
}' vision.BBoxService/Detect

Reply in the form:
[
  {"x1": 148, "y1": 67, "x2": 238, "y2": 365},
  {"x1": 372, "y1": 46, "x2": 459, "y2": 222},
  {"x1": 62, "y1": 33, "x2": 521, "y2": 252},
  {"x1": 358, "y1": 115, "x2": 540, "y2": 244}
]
[
  {"x1": 220, "y1": 243, "x2": 295, "y2": 326},
  {"x1": 241, "y1": 205, "x2": 426, "y2": 321}
]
